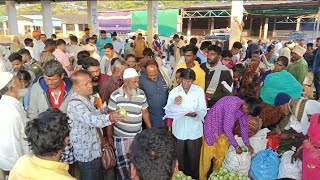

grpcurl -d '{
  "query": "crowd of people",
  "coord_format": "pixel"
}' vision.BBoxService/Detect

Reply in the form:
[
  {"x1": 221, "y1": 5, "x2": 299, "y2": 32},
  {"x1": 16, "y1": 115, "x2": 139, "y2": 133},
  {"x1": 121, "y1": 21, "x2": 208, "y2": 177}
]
[{"x1": 0, "y1": 27, "x2": 320, "y2": 180}]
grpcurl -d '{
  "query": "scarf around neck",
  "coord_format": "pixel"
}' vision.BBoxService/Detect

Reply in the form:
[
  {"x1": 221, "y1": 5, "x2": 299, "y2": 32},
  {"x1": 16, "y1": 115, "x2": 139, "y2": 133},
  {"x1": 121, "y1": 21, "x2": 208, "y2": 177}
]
[{"x1": 205, "y1": 61, "x2": 230, "y2": 95}]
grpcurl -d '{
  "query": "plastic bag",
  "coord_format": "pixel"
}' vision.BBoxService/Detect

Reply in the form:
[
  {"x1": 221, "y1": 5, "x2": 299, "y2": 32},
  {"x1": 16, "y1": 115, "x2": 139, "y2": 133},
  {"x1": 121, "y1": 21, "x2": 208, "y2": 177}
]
[
  {"x1": 278, "y1": 151, "x2": 302, "y2": 180},
  {"x1": 267, "y1": 134, "x2": 280, "y2": 151},
  {"x1": 249, "y1": 148, "x2": 280, "y2": 180},
  {"x1": 235, "y1": 128, "x2": 270, "y2": 155},
  {"x1": 222, "y1": 146, "x2": 251, "y2": 176}
]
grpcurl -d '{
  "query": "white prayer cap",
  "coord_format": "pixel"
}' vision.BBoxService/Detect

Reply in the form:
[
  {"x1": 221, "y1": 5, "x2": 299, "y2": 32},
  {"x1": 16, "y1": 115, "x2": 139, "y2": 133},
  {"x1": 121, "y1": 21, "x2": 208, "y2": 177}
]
[
  {"x1": 0, "y1": 72, "x2": 14, "y2": 90},
  {"x1": 123, "y1": 68, "x2": 139, "y2": 80}
]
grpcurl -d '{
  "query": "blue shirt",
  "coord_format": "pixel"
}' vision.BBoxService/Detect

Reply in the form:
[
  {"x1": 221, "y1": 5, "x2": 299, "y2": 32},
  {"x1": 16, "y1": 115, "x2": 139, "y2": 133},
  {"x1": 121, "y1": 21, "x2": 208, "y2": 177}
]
[
  {"x1": 304, "y1": 51, "x2": 314, "y2": 70},
  {"x1": 139, "y1": 73, "x2": 168, "y2": 128},
  {"x1": 196, "y1": 50, "x2": 207, "y2": 64},
  {"x1": 165, "y1": 84, "x2": 207, "y2": 140},
  {"x1": 313, "y1": 48, "x2": 320, "y2": 73},
  {"x1": 96, "y1": 37, "x2": 112, "y2": 56}
]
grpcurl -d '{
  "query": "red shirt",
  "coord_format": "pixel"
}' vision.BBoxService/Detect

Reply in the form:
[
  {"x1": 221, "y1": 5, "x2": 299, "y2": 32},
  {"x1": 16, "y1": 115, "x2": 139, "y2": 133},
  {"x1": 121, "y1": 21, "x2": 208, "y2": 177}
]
[{"x1": 48, "y1": 82, "x2": 65, "y2": 109}]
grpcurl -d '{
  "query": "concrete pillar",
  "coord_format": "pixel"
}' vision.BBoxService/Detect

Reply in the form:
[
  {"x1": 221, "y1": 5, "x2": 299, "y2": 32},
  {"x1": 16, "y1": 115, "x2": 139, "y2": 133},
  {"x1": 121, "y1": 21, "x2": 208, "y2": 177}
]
[
  {"x1": 147, "y1": 1, "x2": 158, "y2": 47},
  {"x1": 180, "y1": 9, "x2": 184, "y2": 33},
  {"x1": 263, "y1": 18, "x2": 269, "y2": 40},
  {"x1": 249, "y1": 18, "x2": 253, "y2": 36},
  {"x1": 41, "y1": 1, "x2": 53, "y2": 37},
  {"x1": 296, "y1": 18, "x2": 301, "y2": 31},
  {"x1": 229, "y1": 0, "x2": 243, "y2": 50},
  {"x1": 316, "y1": 7, "x2": 320, "y2": 38},
  {"x1": 3, "y1": 22, "x2": 7, "y2": 36},
  {"x1": 75, "y1": 24, "x2": 80, "y2": 37},
  {"x1": 87, "y1": 0, "x2": 98, "y2": 35},
  {"x1": 62, "y1": 24, "x2": 67, "y2": 37},
  {"x1": 273, "y1": 18, "x2": 277, "y2": 30},
  {"x1": 259, "y1": 18, "x2": 263, "y2": 39},
  {"x1": 5, "y1": 1, "x2": 18, "y2": 35},
  {"x1": 316, "y1": 17, "x2": 320, "y2": 38},
  {"x1": 177, "y1": 15, "x2": 182, "y2": 32},
  {"x1": 187, "y1": 18, "x2": 192, "y2": 36},
  {"x1": 210, "y1": 18, "x2": 215, "y2": 34}
]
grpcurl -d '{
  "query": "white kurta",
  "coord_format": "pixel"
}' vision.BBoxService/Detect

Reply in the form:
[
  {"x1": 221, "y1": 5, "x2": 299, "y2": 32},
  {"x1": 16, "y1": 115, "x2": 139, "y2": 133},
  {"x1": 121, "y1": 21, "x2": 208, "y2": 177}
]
[{"x1": 0, "y1": 95, "x2": 30, "y2": 171}]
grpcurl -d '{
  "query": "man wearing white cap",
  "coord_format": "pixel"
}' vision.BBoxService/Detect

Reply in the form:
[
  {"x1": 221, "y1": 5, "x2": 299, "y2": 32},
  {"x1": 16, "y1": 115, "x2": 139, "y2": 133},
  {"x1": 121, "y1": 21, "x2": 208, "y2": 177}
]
[
  {"x1": 108, "y1": 68, "x2": 152, "y2": 180},
  {"x1": 0, "y1": 72, "x2": 29, "y2": 178},
  {"x1": 287, "y1": 45, "x2": 308, "y2": 84},
  {"x1": 279, "y1": 42, "x2": 295, "y2": 61}
]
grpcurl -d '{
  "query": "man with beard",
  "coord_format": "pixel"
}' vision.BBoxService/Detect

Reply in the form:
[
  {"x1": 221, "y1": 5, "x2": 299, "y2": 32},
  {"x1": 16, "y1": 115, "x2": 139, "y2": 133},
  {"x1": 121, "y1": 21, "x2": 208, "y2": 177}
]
[
  {"x1": 287, "y1": 45, "x2": 308, "y2": 84},
  {"x1": 200, "y1": 45, "x2": 233, "y2": 108},
  {"x1": 82, "y1": 57, "x2": 106, "y2": 95},
  {"x1": 108, "y1": 68, "x2": 152, "y2": 180},
  {"x1": 0, "y1": 72, "x2": 30, "y2": 179}
]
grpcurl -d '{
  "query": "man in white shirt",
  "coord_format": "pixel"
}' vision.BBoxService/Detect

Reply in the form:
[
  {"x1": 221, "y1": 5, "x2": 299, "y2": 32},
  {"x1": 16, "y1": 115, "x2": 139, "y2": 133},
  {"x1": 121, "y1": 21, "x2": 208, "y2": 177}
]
[
  {"x1": 111, "y1": 32, "x2": 123, "y2": 57},
  {"x1": 100, "y1": 43, "x2": 118, "y2": 75},
  {"x1": 66, "y1": 35, "x2": 83, "y2": 64},
  {"x1": 32, "y1": 31, "x2": 46, "y2": 62},
  {"x1": 165, "y1": 68, "x2": 207, "y2": 179},
  {"x1": 24, "y1": 38, "x2": 35, "y2": 60},
  {"x1": 0, "y1": 72, "x2": 29, "y2": 178}
]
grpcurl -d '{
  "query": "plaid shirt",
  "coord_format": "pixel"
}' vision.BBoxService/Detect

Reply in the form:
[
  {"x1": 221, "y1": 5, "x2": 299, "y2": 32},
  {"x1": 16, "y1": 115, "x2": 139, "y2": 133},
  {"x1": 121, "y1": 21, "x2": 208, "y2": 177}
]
[
  {"x1": 99, "y1": 75, "x2": 122, "y2": 103},
  {"x1": 60, "y1": 142, "x2": 76, "y2": 164}
]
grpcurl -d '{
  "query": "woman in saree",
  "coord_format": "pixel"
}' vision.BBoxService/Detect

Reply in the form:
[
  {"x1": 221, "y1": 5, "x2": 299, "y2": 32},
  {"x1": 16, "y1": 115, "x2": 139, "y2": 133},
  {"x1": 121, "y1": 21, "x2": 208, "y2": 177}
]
[
  {"x1": 240, "y1": 50, "x2": 265, "y2": 96},
  {"x1": 259, "y1": 56, "x2": 303, "y2": 128},
  {"x1": 261, "y1": 45, "x2": 278, "y2": 70},
  {"x1": 291, "y1": 113, "x2": 320, "y2": 179}
]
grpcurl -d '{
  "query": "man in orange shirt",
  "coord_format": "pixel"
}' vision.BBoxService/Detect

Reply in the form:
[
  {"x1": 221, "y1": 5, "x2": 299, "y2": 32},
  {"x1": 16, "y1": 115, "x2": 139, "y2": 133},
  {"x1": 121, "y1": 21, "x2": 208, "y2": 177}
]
[{"x1": 133, "y1": 33, "x2": 146, "y2": 60}]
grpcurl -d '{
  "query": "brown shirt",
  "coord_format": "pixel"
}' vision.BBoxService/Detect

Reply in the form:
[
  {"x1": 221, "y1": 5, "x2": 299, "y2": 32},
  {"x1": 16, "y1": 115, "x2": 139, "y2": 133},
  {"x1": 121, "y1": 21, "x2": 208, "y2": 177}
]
[
  {"x1": 200, "y1": 63, "x2": 233, "y2": 108},
  {"x1": 99, "y1": 75, "x2": 123, "y2": 103},
  {"x1": 134, "y1": 39, "x2": 146, "y2": 58}
]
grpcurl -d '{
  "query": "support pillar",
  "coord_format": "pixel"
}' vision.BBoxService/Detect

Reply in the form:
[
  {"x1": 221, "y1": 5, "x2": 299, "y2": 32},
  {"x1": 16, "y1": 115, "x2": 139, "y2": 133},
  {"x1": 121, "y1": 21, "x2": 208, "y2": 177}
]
[
  {"x1": 249, "y1": 18, "x2": 253, "y2": 36},
  {"x1": 296, "y1": 18, "x2": 301, "y2": 31},
  {"x1": 5, "y1": 1, "x2": 18, "y2": 35},
  {"x1": 263, "y1": 18, "x2": 269, "y2": 40},
  {"x1": 316, "y1": 7, "x2": 320, "y2": 38},
  {"x1": 41, "y1": 1, "x2": 53, "y2": 37},
  {"x1": 62, "y1": 24, "x2": 67, "y2": 37},
  {"x1": 316, "y1": 18, "x2": 320, "y2": 39},
  {"x1": 273, "y1": 18, "x2": 277, "y2": 30},
  {"x1": 259, "y1": 18, "x2": 263, "y2": 39},
  {"x1": 147, "y1": 1, "x2": 158, "y2": 47},
  {"x1": 229, "y1": 0, "x2": 243, "y2": 50},
  {"x1": 75, "y1": 24, "x2": 80, "y2": 37},
  {"x1": 187, "y1": 18, "x2": 192, "y2": 36},
  {"x1": 87, "y1": 0, "x2": 98, "y2": 35},
  {"x1": 3, "y1": 22, "x2": 7, "y2": 36},
  {"x1": 210, "y1": 18, "x2": 215, "y2": 34}
]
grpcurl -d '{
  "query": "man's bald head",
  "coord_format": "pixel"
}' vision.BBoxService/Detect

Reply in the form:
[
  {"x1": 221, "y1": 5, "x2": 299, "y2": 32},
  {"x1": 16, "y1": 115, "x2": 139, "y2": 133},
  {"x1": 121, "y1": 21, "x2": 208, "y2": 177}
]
[{"x1": 145, "y1": 60, "x2": 159, "y2": 81}]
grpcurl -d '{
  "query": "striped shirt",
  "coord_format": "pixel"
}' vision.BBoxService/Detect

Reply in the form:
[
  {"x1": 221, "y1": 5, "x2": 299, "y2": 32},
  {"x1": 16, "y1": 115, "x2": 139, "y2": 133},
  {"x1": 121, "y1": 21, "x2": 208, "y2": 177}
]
[{"x1": 108, "y1": 85, "x2": 148, "y2": 138}]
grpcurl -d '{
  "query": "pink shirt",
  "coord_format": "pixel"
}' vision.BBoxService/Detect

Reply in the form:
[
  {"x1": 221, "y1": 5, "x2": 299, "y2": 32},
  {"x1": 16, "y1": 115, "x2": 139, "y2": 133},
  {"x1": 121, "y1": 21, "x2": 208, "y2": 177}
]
[{"x1": 53, "y1": 49, "x2": 73, "y2": 77}]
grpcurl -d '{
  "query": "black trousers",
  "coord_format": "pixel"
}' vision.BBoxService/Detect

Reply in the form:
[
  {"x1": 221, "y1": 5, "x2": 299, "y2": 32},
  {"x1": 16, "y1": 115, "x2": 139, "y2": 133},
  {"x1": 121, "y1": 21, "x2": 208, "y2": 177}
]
[{"x1": 175, "y1": 137, "x2": 202, "y2": 180}]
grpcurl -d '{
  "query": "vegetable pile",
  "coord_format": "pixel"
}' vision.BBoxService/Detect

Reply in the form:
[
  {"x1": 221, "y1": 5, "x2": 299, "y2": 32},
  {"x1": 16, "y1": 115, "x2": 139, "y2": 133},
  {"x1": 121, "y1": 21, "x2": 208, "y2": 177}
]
[
  {"x1": 173, "y1": 171, "x2": 192, "y2": 180},
  {"x1": 208, "y1": 167, "x2": 251, "y2": 180}
]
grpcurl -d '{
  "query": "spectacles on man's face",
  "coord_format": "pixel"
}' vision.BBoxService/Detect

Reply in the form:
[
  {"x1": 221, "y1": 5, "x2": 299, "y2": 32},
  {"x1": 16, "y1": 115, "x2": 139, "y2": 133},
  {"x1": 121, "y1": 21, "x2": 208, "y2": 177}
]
[{"x1": 275, "y1": 62, "x2": 284, "y2": 67}]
